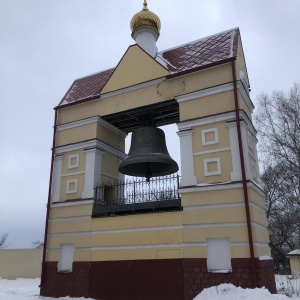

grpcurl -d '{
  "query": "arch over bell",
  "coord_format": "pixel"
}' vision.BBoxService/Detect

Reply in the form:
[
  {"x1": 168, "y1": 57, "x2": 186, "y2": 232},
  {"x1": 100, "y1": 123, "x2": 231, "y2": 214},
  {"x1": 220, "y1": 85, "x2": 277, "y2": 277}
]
[{"x1": 119, "y1": 126, "x2": 179, "y2": 181}]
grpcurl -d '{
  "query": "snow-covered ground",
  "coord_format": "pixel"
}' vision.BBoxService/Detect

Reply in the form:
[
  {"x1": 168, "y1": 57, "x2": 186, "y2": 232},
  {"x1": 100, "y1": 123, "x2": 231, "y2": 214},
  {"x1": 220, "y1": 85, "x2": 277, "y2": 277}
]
[{"x1": 0, "y1": 276, "x2": 300, "y2": 300}]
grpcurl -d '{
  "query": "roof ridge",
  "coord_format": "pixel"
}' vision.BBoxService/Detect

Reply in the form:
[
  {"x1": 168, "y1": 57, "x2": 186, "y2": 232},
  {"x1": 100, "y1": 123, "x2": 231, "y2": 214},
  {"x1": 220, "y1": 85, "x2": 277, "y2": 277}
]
[{"x1": 158, "y1": 27, "x2": 239, "y2": 54}]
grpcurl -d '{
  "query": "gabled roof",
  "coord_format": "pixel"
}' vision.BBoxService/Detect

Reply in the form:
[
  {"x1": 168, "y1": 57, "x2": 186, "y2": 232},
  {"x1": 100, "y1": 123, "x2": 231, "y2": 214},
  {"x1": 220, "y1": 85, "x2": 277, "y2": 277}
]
[{"x1": 58, "y1": 28, "x2": 239, "y2": 107}]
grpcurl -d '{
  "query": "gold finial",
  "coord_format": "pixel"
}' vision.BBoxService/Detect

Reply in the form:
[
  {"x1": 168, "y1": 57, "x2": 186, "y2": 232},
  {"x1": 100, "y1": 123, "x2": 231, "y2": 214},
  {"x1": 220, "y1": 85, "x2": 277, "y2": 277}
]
[{"x1": 130, "y1": 0, "x2": 161, "y2": 33}]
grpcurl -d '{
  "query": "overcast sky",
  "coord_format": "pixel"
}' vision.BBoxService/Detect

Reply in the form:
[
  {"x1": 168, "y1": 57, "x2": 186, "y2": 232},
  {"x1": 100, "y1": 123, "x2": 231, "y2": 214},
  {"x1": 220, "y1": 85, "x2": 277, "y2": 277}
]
[{"x1": 0, "y1": 0, "x2": 299, "y2": 248}]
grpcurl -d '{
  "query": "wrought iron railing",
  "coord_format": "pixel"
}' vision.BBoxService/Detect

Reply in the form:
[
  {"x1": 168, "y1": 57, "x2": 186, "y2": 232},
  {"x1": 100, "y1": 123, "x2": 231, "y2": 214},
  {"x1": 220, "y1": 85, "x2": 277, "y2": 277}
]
[{"x1": 92, "y1": 174, "x2": 181, "y2": 217}]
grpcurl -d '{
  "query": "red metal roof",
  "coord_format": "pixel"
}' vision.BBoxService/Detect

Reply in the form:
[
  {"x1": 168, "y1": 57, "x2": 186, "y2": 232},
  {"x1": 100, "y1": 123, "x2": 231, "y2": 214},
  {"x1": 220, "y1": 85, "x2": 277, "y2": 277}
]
[{"x1": 58, "y1": 28, "x2": 239, "y2": 107}]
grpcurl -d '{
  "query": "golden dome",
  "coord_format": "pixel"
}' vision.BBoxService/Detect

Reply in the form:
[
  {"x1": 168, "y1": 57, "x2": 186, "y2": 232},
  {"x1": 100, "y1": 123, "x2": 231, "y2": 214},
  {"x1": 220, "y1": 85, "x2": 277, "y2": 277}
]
[{"x1": 130, "y1": 0, "x2": 161, "y2": 34}]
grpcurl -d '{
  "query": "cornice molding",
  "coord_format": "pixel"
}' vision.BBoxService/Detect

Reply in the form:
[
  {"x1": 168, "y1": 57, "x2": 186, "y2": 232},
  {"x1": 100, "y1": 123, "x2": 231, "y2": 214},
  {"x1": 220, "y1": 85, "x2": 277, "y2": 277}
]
[
  {"x1": 55, "y1": 139, "x2": 126, "y2": 159},
  {"x1": 57, "y1": 116, "x2": 127, "y2": 137}
]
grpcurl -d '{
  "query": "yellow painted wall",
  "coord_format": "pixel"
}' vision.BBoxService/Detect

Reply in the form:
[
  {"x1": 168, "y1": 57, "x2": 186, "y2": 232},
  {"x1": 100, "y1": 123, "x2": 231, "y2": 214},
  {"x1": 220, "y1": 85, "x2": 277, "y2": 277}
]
[
  {"x1": 56, "y1": 65, "x2": 233, "y2": 126},
  {"x1": 55, "y1": 123, "x2": 97, "y2": 147},
  {"x1": 61, "y1": 150, "x2": 85, "y2": 174},
  {"x1": 192, "y1": 122, "x2": 230, "y2": 153},
  {"x1": 96, "y1": 123, "x2": 125, "y2": 151},
  {"x1": 194, "y1": 151, "x2": 232, "y2": 184},
  {"x1": 182, "y1": 207, "x2": 246, "y2": 225},
  {"x1": 101, "y1": 45, "x2": 169, "y2": 94},
  {"x1": 102, "y1": 152, "x2": 119, "y2": 179},
  {"x1": 49, "y1": 204, "x2": 93, "y2": 218},
  {"x1": 179, "y1": 90, "x2": 235, "y2": 121},
  {"x1": 181, "y1": 187, "x2": 244, "y2": 206},
  {"x1": 0, "y1": 249, "x2": 42, "y2": 279},
  {"x1": 60, "y1": 173, "x2": 85, "y2": 201}
]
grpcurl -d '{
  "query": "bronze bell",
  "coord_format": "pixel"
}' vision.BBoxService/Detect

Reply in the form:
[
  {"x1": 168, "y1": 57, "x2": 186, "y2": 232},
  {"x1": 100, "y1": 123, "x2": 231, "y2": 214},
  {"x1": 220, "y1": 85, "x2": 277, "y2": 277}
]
[{"x1": 119, "y1": 126, "x2": 179, "y2": 181}]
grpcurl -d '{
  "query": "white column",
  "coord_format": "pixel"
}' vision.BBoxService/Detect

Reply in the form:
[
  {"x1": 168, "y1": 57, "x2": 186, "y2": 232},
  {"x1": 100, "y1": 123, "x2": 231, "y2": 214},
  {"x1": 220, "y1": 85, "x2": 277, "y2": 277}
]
[
  {"x1": 118, "y1": 157, "x2": 125, "y2": 203},
  {"x1": 82, "y1": 148, "x2": 104, "y2": 199},
  {"x1": 254, "y1": 136, "x2": 263, "y2": 186},
  {"x1": 240, "y1": 122, "x2": 253, "y2": 181},
  {"x1": 227, "y1": 122, "x2": 242, "y2": 181},
  {"x1": 177, "y1": 129, "x2": 197, "y2": 186},
  {"x1": 227, "y1": 121, "x2": 252, "y2": 181},
  {"x1": 51, "y1": 154, "x2": 64, "y2": 202}
]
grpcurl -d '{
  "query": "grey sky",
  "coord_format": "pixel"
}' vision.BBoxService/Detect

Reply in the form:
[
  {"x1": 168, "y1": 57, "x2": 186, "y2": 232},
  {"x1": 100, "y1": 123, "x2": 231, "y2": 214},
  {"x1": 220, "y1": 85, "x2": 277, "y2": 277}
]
[{"x1": 0, "y1": 0, "x2": 299, "y2": 248}]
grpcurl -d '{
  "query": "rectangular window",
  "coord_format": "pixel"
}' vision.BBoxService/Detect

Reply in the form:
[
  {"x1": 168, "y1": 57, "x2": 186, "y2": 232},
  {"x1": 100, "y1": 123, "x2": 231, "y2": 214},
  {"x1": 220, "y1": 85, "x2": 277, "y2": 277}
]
[
  {"x1": 58, "y1": 243, "x2": 74, "y2": 272},
  {"x1": 207, "y1": 238, "x2": 232, "y2": 273}
]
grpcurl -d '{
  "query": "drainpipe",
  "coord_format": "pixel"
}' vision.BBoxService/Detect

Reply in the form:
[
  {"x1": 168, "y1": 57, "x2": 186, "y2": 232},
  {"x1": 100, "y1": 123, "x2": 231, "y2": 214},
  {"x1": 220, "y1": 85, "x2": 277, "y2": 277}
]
[
  {"x1": 231, "y1": 60, "x2": 258, "y2": 287},
  {"x1": 40, "y1": 109, "x2": 58, "y2": 289}
]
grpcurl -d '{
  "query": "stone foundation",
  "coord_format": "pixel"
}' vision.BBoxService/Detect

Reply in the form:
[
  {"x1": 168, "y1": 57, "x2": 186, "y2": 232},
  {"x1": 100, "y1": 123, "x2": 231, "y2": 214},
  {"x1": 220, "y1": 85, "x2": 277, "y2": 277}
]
[{"x1": 40, "y1": 258, "x2": 276, "y2": 299}]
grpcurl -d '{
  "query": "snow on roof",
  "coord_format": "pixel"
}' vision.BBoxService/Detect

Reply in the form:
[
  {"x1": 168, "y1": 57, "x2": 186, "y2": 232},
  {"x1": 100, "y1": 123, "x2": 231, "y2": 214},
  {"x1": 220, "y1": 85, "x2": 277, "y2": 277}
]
[
  {"x1": 288, "y1": 249, "x2": 300, "y2": 256},
  {"x1": 58, "y1": 28, "x2": 239, "y2": 107}
]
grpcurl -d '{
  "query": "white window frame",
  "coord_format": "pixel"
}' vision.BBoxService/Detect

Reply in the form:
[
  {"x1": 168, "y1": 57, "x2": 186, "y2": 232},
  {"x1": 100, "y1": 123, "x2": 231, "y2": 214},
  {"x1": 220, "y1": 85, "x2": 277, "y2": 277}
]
[
  {"x1": 68, "y1": 154, "x2": 80, "y2": 169},
  {"x1": 201, "y1": 128, "x2": 219, "y2": 146},
  {"x1": 204, "y1": 158, "x2": 221, "y2": 176},
  {"x1": 57, "y1": 243, "x2": 75, "y2": 272},
  {"x1": 66, "y1": 179, "x2": 78, "y2": 194},
  {"x1": 207, "y1": 238, "x2": 232, "y2": 273}
]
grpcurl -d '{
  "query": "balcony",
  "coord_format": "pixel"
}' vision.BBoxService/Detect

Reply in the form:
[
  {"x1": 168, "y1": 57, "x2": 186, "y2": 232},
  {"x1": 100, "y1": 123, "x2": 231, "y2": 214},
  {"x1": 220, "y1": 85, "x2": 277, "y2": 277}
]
[{"x1": 92, "y1": 174, "x2": 181, "y2": 218}]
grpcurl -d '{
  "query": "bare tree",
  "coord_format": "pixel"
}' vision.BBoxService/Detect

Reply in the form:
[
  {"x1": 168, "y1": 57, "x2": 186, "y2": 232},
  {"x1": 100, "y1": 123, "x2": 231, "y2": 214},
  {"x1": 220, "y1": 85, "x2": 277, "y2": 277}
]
[
  {"x1": 32, "y1": 239, "x2": 44, "y2": 248},
  {"x1": 255, "y1": 83, "x2": 300, "y2": 266},
  {"x1": 0, "y1": 232, "x2": 9, "y2": 248}
]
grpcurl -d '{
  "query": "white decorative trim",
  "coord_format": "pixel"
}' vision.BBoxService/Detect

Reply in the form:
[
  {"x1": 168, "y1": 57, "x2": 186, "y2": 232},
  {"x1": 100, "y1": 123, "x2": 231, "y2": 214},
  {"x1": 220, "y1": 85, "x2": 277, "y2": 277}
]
[
  {"x1": 51, "y1": 200, "x2": 94, "y2": 208},
  {"x1": 68, "y1": 154, "x2": 79, "y2": 169},
  {"x1": 51, "y1": 154, "x2": 64, "y2": 203},
  {"x1": 48, "y1": 241, "x2": 268, "y2": 252},
  {"x1": 61, "y1": 171, "x2": 85, "y2": 177},
  {"x1": 184, "y1": 203, "x2": 245, "y2": 210},
  {"x1": 177, "y1": 129, "x2": 197, "y2": 186},
  {"x1": 178, "y1": 111, "x2": 236, "y2": 130},
  {"x1": 82, "y1": 148, "x2": 104, "y2": 199},
  {"x1": 57, "y1": 116, "x2": 127, "y2": 137},
  {"x1": 179, "y1": 181, "x2": 265, "y2": 194},
  {"x1": 49, "y1": 216, "x2": 91, "y2": 222},
  {"x1": 66, "y1": 179, "x2": 78, "y2": 194},
  {"x1": 193, "y1": 147, "x2": 230, "y2": 156},
  {"x1": 176, "y1": 83, "x2": 233, "y2": 103},
  {"x1": 202, "y1": 128, "x2": 219, "y2": 146},
  {"x1": 227, "y1": 122, "x2": 242, "y2": 181},
  {"x1": 55, "y1": 139, "x2": 126, "y2": 159},
  {"x1": 204, "y1": 158, "x2": 221, "y2": 176},
  {"x1": 48, "y1": 222, "x2": 253, "y2": 238}
]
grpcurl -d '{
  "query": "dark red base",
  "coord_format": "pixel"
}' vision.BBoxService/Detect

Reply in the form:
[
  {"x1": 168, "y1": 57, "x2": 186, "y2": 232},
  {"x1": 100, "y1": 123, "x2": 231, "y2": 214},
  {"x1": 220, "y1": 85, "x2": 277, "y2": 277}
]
[{"x1": 40, "y1": 258, "x2": 276, "y2": 300}]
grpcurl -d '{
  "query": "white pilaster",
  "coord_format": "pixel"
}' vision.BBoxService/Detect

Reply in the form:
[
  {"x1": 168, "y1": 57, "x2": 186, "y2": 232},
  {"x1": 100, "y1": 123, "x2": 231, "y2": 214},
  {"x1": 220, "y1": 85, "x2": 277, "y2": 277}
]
[
  {"x1": 118, "y1": 157, "x2": 125, "y2": 203},
  {"x1": 51, "y1": 154, "x2": 64, "y2": 202},
  {"x1": 227, "y1": 122, "x2": 242, "y2": 181},
  {"x1": 227, "y1": 121, "x2": 252, "y2": 181},
  {"x1": 240, "y1": 122, "x2": 253, "y2": 180},
  {"x1": 82, "y1": 148, "x2": 104, "y2": 199},
  {"x1": 254, "y1": 137, "x2": 262, "y2": 186},
  {"x1": 177, "y1": 129, "x2": 197, "y2": 186}
]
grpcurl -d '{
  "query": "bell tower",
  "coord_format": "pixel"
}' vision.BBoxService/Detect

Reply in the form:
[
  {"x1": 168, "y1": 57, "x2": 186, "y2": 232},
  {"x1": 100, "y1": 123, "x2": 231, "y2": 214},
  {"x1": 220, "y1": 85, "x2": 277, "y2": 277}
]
[{"x1": 40, "y1": 2, "x2": 275, "y2": 299}]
